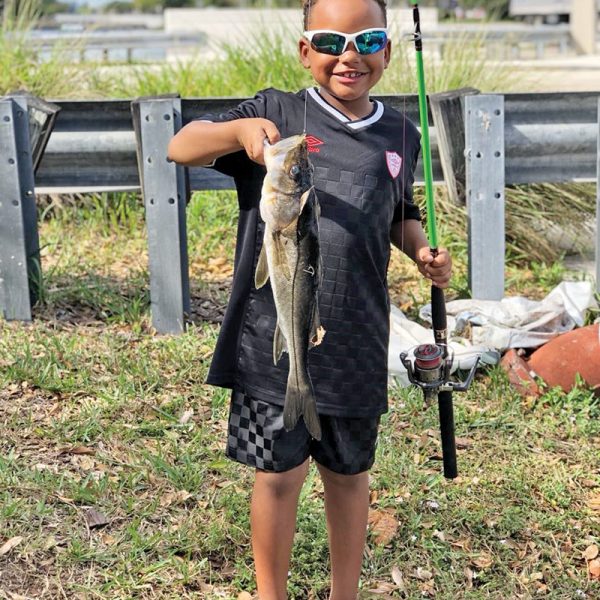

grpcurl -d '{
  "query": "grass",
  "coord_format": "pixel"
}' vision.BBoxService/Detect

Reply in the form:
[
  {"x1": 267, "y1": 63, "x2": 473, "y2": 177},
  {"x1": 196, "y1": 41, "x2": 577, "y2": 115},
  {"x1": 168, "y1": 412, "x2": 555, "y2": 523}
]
[
  {"x1": 94, "y1": 27, "x2": 517, "y2": 100},
  {"x1": 1, "y1": 192, "x2": 599, "y2": 599},
  {"x1": 0, "y1": 0, "x2": 99, "y2": 99}
]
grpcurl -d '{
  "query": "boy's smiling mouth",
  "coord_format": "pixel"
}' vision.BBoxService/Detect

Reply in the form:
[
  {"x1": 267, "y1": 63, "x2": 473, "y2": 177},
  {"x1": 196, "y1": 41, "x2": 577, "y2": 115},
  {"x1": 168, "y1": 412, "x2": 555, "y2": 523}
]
[{"x1": 334, "y1": 71, "x2": 367, "y2": 82}]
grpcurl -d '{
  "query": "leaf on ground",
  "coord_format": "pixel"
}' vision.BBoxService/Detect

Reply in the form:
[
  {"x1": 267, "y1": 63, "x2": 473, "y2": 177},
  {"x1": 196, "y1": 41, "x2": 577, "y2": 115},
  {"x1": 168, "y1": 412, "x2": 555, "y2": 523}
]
[
  {"x1": 59, "y1": 445, "x2": 95, "y2": 456},
  {"x1": 0, "y1": 536, "x2": 23, "y2": 556},
  {"x1": 367, "y1": 581, "x2": 396, "y2": 594},
  {"x1": 472, "y1": 553, "x2": 494, "y2": 569},
  {"x1": 433, "y1": 530, "x2": 446, "y2": 542},
  {"x1": 587, "y1": 494, "x2": 600, "y2": 512},
  {"x1": 414, "y1": 567, "x2": 433, "y2": 581},
  {"x1": 588, "y1": 559, "x2": 600, "y2": 579},
  {"x1": 464, "y1": 566, "x2": 474, "y2": 588},
  {"x1": 179, "y1": 409, "x2": 194, "y2": 424},
  {"x1": 455, "y1": 437, "x2": 472, "y2": 449},
  {"x1": 450, "y1": 537, "x2": 472, "y2": 551},
  {"x1": 160, "y1": 490, "x2": 193, "y2": 507},
  {"x1": 237, "y1": 592, "x2": 253, "y2": 600},
  {"x1": 101, "y1": 533, "x2": 117, "y2": 546},
  {"x1": 85, "y1": 508, "x2": 110, "y2": 528},
  {"x1": 368, "y1": 508, "x2": 398, "y2": 546},
  {"x1": 391, "y1": 565, "x2": 405, "y2": 590},
  {"x1": 583, "y1": 544, "x2": 599, "y2": 560}
]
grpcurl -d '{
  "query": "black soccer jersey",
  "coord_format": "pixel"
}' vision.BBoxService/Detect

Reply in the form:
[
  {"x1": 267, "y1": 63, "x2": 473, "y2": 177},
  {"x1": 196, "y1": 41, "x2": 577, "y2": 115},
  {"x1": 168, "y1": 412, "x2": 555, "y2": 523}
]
[{"x1": 199, "y1": 87, "x2": 421, "y2": 418}]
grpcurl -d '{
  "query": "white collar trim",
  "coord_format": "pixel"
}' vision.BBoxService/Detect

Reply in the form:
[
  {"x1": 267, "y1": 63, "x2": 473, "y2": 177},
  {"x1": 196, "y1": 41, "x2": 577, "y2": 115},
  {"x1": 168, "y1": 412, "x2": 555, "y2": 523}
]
[{"x1": 307, "y1": 87, "x2": 384, "y2": 129}]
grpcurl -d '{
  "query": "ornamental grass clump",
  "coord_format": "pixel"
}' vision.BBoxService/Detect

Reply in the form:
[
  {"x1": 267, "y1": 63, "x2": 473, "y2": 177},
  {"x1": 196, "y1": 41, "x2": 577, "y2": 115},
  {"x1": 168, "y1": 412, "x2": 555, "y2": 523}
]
[{"x1": 0, "y1": 0, "x2": 89, "y2": 98}]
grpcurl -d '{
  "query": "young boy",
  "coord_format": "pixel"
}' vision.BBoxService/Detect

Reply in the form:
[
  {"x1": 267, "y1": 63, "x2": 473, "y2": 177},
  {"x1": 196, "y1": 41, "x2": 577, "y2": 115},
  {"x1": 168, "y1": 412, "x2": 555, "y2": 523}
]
[{"x1": 168, "y1": 0, "x2": 451, "y2": 598}]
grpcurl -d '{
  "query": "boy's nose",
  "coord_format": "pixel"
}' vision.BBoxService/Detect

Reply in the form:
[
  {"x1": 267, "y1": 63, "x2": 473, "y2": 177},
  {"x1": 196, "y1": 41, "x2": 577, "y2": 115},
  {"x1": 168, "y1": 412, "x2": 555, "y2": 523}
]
[{"x1": 340, "y1": 42, "x2": 361, "y2": 58}]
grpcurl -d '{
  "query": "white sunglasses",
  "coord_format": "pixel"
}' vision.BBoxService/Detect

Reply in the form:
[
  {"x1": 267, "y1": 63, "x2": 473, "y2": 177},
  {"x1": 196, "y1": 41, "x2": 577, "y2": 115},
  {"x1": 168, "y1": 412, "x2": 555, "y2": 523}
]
[{"x1": 303, "y1": 28, "x2": 388, "y2": 56}]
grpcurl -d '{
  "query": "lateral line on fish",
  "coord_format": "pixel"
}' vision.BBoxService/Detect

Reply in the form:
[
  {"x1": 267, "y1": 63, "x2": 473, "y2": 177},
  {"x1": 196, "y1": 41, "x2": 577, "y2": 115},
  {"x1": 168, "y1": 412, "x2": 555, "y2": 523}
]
[{"x1": 290, "y1": 240, "x2": 302, "y2": 394}]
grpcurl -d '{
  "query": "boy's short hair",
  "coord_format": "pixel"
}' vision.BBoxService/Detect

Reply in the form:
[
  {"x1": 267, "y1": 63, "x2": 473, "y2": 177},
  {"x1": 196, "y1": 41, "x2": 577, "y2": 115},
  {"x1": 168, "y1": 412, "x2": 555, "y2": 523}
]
[{"x1": 302, "y1": 0, "x2": 388, "y2": 29}]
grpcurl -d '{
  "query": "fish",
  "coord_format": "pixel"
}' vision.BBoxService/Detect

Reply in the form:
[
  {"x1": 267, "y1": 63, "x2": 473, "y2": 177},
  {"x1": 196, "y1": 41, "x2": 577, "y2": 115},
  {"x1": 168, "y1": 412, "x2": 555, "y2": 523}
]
[{"x1": 254, "y1": 134, "x2": 325, "y2": 441}]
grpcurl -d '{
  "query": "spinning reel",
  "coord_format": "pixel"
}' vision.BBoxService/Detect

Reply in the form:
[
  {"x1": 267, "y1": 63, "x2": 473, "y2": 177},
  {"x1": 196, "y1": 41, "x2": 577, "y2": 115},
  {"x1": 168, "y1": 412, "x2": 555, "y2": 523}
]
[
  {"x1": 400, "y1": 344, "x2": 479, "y2": 404},
  {"x1": 399, "y1": 341, "x2": 479, "y2": 479}
]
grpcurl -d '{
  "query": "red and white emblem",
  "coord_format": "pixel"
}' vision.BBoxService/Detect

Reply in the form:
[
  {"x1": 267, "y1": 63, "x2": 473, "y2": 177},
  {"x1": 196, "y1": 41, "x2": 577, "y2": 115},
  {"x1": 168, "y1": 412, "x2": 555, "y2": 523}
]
[
  {"x1": 385, "y1": 151, "x2": 402, "y2": 179},
  {"x1": 306, "y1": 135, "x2": 324, "y2": 153}
]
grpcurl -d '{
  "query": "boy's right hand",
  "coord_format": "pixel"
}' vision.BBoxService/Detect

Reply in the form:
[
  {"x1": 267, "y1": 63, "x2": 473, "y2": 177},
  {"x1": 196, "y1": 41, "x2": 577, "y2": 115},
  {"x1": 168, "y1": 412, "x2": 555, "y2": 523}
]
[{"x1": 235, "y1": 118, "x2": 281, "y2": 165}]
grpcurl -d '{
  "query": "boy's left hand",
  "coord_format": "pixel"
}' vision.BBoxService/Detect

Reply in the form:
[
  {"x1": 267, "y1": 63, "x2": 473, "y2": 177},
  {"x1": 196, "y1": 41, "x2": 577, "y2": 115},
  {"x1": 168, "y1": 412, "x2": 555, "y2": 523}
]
[{"x1": 416, "y1": 247, "x2": 452, "y2": 289}]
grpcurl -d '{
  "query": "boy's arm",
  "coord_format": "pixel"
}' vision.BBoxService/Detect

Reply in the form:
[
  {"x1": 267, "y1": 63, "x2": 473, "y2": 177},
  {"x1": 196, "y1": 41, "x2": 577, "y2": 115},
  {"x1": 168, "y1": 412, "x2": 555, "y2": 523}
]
[
  {"x1": 391, "y1": 219, "x2": 452, "y2": 289},
  {"x1": 167, "y1": 118, "x2": 281, "y2": 167}
]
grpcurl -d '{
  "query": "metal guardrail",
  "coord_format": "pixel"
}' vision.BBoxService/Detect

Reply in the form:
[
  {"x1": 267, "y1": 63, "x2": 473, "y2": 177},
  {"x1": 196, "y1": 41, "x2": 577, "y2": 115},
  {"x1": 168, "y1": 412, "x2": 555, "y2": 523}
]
[
  {"x1": 1, "y1": 92, "x2": 599, "y2": 331},
  {"x1": 27, "y1": 23, "x2": 572, "y2": 63},
  {"x1": 425, "y1": 23, "x2": 572, "y2": 58},
  {"x1": 35, "y1": 96, "x2": 440, "y2": 193},
  {"x1": 25, "y1": 30, "x2": 207, "y2": 62}
]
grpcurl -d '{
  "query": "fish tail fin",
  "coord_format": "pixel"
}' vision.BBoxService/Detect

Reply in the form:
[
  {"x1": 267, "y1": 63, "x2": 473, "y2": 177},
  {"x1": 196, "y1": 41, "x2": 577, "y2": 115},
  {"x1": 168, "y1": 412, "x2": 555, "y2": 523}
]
[{"x1": 283, "y1": 381, "x2": 322, "y2": 441}]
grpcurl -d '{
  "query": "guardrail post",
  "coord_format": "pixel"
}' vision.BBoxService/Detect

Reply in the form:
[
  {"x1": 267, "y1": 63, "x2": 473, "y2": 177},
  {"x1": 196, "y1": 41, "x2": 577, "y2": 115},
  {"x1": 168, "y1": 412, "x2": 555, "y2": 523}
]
[
  {"x1": 132, "y1": 98, "x2": 189, "y2": 334},
  {"x1": 465, "y1": 95, "x2": 505, "y2": 300},
  {"x1": 0, "y1": 98, "x2": 41, "y2": 321},
  {"x1": 430, "y1": 87, "x2": 479, "y2": 205},
  {"x1": 596, "y1": 97, "x2": 600, "y2": 294}
]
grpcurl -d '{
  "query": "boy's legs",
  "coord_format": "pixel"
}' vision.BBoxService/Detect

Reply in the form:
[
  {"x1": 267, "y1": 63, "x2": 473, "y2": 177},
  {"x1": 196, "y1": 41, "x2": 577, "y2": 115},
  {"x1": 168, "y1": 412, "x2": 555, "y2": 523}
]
[
  {"x1": 316, "y1": 463, "x2": 370, "y2": 600},
  {"x1": 226, "y1": 391, "x2": 313, "y2": 600},
  {"x1": 251, "y1": 459, "x2": 310, "y2": 600}
]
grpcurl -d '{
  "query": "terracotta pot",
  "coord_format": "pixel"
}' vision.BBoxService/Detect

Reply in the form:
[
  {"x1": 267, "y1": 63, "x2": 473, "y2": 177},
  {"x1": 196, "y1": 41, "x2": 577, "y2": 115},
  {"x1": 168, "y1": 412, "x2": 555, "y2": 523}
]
[
  {"x1": 500, "y1": 349, "x2": 540, "y2": 397},
  {"x1": 528, "y1": 324, "x2": 600, "y2": 395}
]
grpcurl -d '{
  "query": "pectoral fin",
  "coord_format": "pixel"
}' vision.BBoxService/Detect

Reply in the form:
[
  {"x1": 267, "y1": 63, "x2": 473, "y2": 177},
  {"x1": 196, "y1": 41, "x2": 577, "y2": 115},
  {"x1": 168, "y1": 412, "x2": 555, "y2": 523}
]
[
  {"x1": 299, "y1": 187, "x2": 311, "y2": 213},
  {"x1": 273, "y1": 321, "x2": 288, "y2": 364},
  {"x1": 254, "y1": 241, "x2": 269, "y2": 289}
]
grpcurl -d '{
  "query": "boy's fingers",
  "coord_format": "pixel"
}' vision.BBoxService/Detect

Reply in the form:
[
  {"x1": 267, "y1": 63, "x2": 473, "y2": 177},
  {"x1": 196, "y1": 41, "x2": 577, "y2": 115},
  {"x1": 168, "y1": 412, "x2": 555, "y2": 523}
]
[
  {"x1": 264, "y1": 123, "x2": 281, "y2": 145},
  {"x1": 249, "y1": 140, "x2": 265, "y2": 165},
  {"x1": 417, "y1": 247, "x2": 433, "y2": 264}
]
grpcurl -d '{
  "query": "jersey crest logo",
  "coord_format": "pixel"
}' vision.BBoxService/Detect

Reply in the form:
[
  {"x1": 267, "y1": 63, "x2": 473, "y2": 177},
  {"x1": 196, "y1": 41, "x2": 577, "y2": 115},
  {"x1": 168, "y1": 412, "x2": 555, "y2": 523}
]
[
  {"x1": 386, "y1": 151, "x2": 402, "y2": 179},
  {"x1": 306, "y1": 135, "x2": 324, "y2": 153}
]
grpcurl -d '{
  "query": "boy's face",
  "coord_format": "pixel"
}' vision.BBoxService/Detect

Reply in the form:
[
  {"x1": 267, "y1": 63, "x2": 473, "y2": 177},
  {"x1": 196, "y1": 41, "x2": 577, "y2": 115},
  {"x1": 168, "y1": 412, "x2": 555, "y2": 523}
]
[{"x1": 299, "y1": 0, "x2": 391, "y2": 117}]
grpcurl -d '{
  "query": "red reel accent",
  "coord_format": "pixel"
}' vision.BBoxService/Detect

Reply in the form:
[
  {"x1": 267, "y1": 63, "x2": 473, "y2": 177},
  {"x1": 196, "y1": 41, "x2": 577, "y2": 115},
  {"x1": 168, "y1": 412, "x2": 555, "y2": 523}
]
[{"x1": 414, "y1": 344, "x2": 443, "y2": 369}]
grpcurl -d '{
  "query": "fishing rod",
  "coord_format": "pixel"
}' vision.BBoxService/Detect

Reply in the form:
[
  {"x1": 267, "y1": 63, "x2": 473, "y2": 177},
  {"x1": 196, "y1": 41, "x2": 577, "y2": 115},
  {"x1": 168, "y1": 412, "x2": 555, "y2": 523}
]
[{"x1": 400, "y1": 1, "x2": 478, "y2": 480}]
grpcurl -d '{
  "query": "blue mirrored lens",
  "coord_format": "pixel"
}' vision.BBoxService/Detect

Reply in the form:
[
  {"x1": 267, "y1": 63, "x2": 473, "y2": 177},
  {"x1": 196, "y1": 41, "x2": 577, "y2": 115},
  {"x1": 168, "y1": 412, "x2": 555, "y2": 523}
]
[
  {"x1": 311, "y1": 32, "x2": 346, "y2": 55},
  {"x1": 355, "y1": 31, "x2": 387, "y2": 55}
]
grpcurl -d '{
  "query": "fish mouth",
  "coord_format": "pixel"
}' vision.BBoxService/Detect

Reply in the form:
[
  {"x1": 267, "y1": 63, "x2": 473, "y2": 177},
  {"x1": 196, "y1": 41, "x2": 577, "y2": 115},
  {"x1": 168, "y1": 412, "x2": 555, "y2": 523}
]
[
  {"x1": 264, "y1": 134, "x2": 308, "y2": 169},
  {"x1": 267, "y1": 134, "x2": 306, "y2": 153}
]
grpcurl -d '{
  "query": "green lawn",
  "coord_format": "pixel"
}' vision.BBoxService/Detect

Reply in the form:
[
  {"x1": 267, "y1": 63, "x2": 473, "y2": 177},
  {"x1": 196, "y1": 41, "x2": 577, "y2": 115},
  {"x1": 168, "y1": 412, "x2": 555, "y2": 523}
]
[{"x1": 1, "y1": 192, "x2": 599, "y2": 599}]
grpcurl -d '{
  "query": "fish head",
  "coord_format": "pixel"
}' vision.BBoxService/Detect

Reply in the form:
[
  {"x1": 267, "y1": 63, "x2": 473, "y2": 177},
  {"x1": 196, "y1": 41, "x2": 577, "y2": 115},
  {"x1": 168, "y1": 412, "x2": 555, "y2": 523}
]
[{"x1": 263, "y1": 134, "x2": 313, "y2": 198}]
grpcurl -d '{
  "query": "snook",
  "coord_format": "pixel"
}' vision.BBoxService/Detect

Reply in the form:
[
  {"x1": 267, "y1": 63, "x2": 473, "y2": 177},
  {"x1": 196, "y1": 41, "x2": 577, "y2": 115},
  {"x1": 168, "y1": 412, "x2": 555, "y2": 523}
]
[{"x1": 254, "y1": 134, "x2": 324, "y2": 441}]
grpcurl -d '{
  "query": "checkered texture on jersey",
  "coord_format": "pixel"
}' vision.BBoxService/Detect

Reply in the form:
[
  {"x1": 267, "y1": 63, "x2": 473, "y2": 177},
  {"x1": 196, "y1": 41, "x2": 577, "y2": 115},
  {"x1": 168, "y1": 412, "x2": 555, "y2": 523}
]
[{"x1": 201, "y1": 88, "x2": 421, "y2": 418}]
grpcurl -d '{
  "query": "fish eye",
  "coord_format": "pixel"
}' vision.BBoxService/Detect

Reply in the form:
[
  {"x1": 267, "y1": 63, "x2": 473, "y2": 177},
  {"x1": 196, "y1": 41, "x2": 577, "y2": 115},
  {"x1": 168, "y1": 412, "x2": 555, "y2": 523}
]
[{"x1": 289, "y1": 165, "x2": 301, "y2": 177}]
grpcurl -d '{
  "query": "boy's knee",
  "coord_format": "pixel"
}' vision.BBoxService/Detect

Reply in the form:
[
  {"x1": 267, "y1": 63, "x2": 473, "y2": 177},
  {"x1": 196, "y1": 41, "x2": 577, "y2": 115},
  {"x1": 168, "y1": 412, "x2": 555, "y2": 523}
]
[
  {"x1": 317, "y1": 463, "x2": 369, "y2": 489},
  {"x1": 256, "y1": 460, "x2": 309, "y2": 498}
]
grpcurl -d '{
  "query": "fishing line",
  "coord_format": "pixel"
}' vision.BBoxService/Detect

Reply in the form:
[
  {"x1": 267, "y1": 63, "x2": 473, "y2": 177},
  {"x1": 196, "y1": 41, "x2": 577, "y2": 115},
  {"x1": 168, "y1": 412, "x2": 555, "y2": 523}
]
[{"x1": 303, "y1": 0, "x2": 312, "y2": 134}]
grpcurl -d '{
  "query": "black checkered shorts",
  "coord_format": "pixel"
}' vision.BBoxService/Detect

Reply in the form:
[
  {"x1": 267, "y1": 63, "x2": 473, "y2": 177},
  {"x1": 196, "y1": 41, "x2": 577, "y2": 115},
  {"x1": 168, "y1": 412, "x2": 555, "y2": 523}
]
[{"x1": 226, "y1": 391, "x2": 380, "y2": 475}]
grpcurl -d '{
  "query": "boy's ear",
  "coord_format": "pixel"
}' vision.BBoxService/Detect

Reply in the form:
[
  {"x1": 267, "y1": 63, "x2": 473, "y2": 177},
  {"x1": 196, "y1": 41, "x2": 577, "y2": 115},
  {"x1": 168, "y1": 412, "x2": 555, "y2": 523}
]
[
  {"x1": 298, "y1": 37, "x2": 311, "y2": 68},
  {"x1": 384, "y1": 40, "x2": 392, "y2": 69}
]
